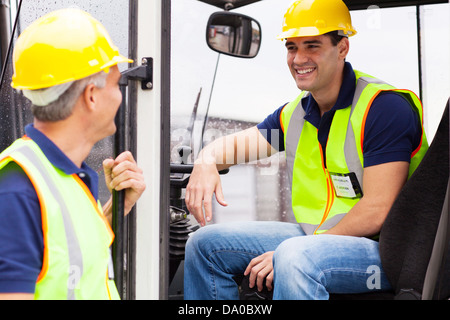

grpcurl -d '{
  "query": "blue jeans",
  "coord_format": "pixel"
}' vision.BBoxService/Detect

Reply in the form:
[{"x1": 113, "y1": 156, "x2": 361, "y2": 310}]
[{"x1": 184, "y1": 221, "x2": 392, "y2": 300}]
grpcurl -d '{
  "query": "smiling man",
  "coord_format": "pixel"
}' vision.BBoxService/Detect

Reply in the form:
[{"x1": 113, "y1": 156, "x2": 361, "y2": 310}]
[
  {"x1": 285, "y1": 35, "x2": 348, "y2": 113},
  {"x1": 183, "y1": 0, "x2": 428, "y2": 300}
]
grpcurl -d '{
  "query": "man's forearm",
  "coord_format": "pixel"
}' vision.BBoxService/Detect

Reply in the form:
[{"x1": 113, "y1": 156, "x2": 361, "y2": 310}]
[
  {"x1": 195, "y1": 135, "x2": 237, "y2": 172},
  {"x1": 196, "y1": 126, "x2": 274, "y2": 171},
  {"x1": 324, "y1": 198, "x2": 389, "y2": 237}
]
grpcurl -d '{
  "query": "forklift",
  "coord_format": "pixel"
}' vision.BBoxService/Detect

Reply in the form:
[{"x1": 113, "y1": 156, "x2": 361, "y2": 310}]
[{"x1": 0, "y1": 0, "x2": 448, "y2": 300}]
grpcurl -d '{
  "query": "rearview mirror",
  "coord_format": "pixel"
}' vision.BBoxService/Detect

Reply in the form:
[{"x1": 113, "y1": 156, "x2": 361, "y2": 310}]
[{"x1": 206, "y1": 12, "x2": 261, "y2": 58}]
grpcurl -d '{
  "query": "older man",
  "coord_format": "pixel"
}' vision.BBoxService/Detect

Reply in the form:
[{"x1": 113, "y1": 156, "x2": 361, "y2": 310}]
[{"x1": 0, "y1": 9, "x2": 145, "y2": 300}]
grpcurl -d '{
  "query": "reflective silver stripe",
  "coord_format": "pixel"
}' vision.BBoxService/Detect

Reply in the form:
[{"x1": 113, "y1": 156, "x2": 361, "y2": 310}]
[
  {"x1": 300, "y1": 213, "x2": 347, "y2": 234},
  {"x1": 299, "y1": 223, "x2": 317, "y2": 235},
  {"x1": 344, "y1": 78, "x2": 367, "y2": 187},
  {"x1": 13, "y1": 145, "x2": 83, "y2": 300},
  {"x1": 345, "y1": 76, "x2": 390, "y2": 187},
  {"x1": 285, "y1": 94, "x2": 308, "y2": 188}
]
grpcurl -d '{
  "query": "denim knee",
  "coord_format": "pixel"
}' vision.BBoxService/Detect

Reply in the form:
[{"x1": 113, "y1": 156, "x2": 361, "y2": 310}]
[
  {"x1": 186, "y1": 225, "x2": 208, "y2": 253},
  {"x1": 273, "y1": 237, "x2": 305, "y2": 274},
  {"x1": 185, "y1": 224, "x2": 222, "y2": 257}
]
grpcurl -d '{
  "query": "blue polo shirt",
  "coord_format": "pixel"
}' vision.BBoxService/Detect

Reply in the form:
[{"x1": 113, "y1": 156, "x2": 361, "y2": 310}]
[
  {"x1": 257, "y1": 62, "x2": 422, "y2": 167},
  {"x1": 0, "y1": 124, "x2": 100, "y2": 294}
]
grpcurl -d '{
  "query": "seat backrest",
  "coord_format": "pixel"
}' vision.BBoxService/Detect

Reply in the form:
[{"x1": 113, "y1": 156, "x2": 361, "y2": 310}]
[{"x1": 379, "y1": 98, "x2": 450, "y2": 300}]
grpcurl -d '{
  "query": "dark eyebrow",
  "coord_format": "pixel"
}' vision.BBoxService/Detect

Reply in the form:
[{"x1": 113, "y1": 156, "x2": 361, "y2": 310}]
[
  {"x1": 303, "y1": 40, "x2": 322, "y2": 45},
  {"x1": 285, "y1": 41, "x2": 295, "y2": 48},
  {"x1": 285, "y1": 39, "x2": 322, "y2": 48}
]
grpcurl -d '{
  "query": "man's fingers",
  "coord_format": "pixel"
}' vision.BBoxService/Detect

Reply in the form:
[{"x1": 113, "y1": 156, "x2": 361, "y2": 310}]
[
  {"x1": 186, "y1": 186, "x2": 205, "y2": 226},
  {"x1": 215, "y1": 183, "x2": 228, "y2": 207},
  {"x1": 114, "y1": 150, "x2": 135, "y2": 163},
  {"x1": 244, "y1": 255, "x2": 261, "y2": 276},
  {"x1": 103, "y1": 158, "x2": 114, "y2": 170},
  {"x1": 244, "y1": 252, "x2": 275, "y2": 291},
  {"x1": 203, "y1": 191, "x2": 213, "y2": 224},
  {"x1": 255, "y1": 267, "x2": 272, "y2": 292},
  {"x1": 110, "y1": 160, "x2": 142, "y2": 179},
  {"x1": 266, "y1": 271, "x2": 274, "y2": 291},
  {"x1": 186, "y1": 183, "x2": 225, "y2": 226},
  {"x1": 248, "y1": 265, "x2": 263, "y2": 289},
  {"x1": 109, "y1": 168, "x2": 141, "y2": 189}
]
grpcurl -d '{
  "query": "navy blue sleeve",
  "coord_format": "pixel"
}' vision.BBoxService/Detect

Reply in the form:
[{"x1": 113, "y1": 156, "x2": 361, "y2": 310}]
[
  {"x1": 363, "y1": 92, "x2": 422, "y2": 168},
  {"x1": 257, "y1": 104, "x2": 287, "y2": 152},
  {"x1": 0, "y1": 162, "x2": 43, "y2": 294}
]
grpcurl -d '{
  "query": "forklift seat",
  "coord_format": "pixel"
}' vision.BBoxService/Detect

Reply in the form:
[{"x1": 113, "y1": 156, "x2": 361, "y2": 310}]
[{"x1": 377, "y1": 98, "x2": 449, "y2": 300}]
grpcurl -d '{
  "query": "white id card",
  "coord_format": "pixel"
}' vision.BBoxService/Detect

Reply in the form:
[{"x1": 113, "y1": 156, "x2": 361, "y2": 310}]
[{"x1": 329, "y1": 172, "x2": 363, "y2": 199}]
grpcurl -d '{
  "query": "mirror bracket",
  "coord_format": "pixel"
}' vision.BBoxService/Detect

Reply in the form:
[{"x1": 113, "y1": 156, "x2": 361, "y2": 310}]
[
  {"x1": 224, "y1": 3, "x2": 234, "y2": 11},
  {"x1": 119, "y1": 57, "x2": 153, "y2": 90}
]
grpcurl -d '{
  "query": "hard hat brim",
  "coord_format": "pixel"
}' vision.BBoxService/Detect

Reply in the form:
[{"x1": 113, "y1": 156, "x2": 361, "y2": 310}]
[
  {"x1": 277, "y1": 27, "x2": 357, "y2": 40},
  {"x1": 100, "y1": 54, "x2": 134, "y2": 73},
  {"x1": 11, "y1": 54, "x2": 133, "y2": 90}
]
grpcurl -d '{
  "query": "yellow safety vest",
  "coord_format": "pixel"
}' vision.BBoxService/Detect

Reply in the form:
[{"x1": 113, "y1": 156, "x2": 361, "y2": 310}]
[
  {"x1": 0, "y1": 137, "x2": 120, "y2": 300},
  {"x1": 281, "y1": 70, "x2": 428, "y2": 234}
]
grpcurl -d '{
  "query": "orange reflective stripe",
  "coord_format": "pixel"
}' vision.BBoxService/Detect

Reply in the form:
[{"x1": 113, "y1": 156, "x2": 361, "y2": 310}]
[
  {"x1": 5, "y1": 157, "x2": 50, "y2": 283},
  {"x1": 105, "y1": 272, "x2": 112, "y2": 300},
  {"x1": 280, "y1": 104, "x2": 287, "y2": 134},
  {"x1": 314, "y1": 169, "x2": 335, "y2": 235},
  {"x1": 314, "y1": 142, "x2": 335, "y2": 235},
  {"x1": 360, "y1": 88, "x2": 425, "y2": 159},
  {"x1": 406, "y1": 90, "x2": 425, "y2": 159}
]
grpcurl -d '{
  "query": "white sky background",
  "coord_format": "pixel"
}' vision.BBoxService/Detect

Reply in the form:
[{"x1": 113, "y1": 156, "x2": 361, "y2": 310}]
[{"x1": 171, "y1": 0, "x2": 450, "y2": 141}]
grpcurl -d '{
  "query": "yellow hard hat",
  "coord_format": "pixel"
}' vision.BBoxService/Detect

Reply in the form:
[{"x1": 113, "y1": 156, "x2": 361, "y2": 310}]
[
  {"x1": 11, "y1": 8, "x2": 133, "y2": 90},
  {"x1": 277, "y1": 0, "x2": 357, "y2": 40}
]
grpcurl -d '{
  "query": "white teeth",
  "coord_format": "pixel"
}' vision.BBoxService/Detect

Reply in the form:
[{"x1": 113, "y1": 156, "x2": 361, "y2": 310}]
[{"x1": 297, "y1": 68, "x2": 315, "y2": 75}]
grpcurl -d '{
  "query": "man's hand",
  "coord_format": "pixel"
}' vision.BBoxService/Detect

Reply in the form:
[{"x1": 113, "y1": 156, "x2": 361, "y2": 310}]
[
  {"x1": 103, "y1": 151, "x2": 146, "y2": 215},
  {"x1": 185, "y1": 159, "x2": 227, "y2": 226},
  {"x1": 244, "y1": 251, "x2": 275, "y2": 292},
  {"x1": 185, "y1": 126, "x2": 274, "y2": 226}
]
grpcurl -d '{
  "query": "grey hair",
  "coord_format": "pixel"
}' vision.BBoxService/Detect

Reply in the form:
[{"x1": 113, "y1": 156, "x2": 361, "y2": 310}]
[{"x1": 31, "y1": 71, "x2": 108, "y2": 122}]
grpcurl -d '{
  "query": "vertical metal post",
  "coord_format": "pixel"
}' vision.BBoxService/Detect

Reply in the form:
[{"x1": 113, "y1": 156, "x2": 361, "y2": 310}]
[
  {"x1": 124, "y1": 0, "x2": 138, "y2": 301},
  {"x1": 112, "y1": 84, "x2": 128, "y2": 299},
  {"x1": 134, "y1": 0, "x2": 163, "y2": 299},
  {"x1": 0, "y1": 0, "x2": 11, "y2": 66},
  {"x1": 113, "y1": 57, "x2": 153, "y2": 300},
  {"x1": 416, "y1": 5, "x2": 424, "y2": 102},
  {"x1": 0, "y1": 0, "x2": 23, "y2": 153}
]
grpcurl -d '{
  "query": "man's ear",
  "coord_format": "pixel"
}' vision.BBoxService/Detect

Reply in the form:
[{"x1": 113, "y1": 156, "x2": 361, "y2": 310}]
[
  {"x1": 82, "y1": 83, "x2": 97, "y2": 111},
  {"x1": 338, "y1": 37, "x2": 350, "y2": 60}
]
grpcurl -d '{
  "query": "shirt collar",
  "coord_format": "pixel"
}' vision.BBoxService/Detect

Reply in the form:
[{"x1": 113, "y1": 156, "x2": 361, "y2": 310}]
[
  {"x1": 303, "y1": 62, "x2": 356, "y2": 127},
  {"x1": 24, "y1": 124, "x2": 99, "y2": 200}
]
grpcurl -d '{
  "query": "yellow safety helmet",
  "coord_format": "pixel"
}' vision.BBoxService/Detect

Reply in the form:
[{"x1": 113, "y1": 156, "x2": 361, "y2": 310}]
[
  {"x1": 277, "y1": 0, "x2": 357, "y2": 40},
  {"x1": 11, "y1": 8, "x2": 132, "y2": 90}
]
